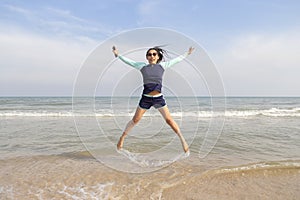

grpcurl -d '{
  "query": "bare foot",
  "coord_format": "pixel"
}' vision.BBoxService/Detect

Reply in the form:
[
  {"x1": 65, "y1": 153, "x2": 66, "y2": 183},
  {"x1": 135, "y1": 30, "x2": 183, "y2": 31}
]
[
  {"x1": 117, "y1": 136, "x2": 125, "y2": 150},
  {"x1": 182, "y1": 142, "x2": 189, "y2": 153},
  {"x1": 177, "y1": 133, "x2": 189, "y2": 153}
]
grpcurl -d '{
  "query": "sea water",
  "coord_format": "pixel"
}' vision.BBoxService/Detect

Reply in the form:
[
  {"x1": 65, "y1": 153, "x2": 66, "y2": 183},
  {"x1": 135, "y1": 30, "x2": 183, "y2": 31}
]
[{"x1": 0, "y1": 97, "x2": 299, "y2": 199}]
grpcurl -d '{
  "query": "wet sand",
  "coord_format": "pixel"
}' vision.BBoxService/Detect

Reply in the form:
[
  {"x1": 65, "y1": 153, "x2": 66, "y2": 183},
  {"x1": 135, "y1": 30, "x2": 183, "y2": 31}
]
[{"x1": 1, "y1": 154, "x2": 299, "y2": 199}]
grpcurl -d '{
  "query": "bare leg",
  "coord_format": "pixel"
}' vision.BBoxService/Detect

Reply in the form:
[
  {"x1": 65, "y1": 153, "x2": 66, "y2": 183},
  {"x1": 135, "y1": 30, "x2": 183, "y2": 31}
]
[
  {"x1": 117, "y1": 107, "x2": 147, "y2": 150},
  {"x1": 158, "y1": 106, "x2": 189, "y2": 153}
]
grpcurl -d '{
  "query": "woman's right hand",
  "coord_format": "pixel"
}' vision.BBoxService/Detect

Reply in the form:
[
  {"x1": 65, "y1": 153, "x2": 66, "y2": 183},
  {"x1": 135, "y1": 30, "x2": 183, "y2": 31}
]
[
  {"x1": 112, "y1": 46, "x2": 118, "y2": 57},
  {"x1": 187, "y1": 47, "x2": 195, "y2": 55}
]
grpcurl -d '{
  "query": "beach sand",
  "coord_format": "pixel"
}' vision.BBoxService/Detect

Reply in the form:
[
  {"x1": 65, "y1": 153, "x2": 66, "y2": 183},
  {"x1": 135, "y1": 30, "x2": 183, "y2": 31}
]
[{"x1": 1, "y1": 154, "x2": 299, "y2": 200}]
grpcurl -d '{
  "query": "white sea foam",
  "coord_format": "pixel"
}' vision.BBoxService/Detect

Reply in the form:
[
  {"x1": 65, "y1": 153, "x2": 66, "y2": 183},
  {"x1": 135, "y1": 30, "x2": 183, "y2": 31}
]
[
  {"x1": 0, "y1": 185, "x2": 14, "y2": 199},
  {"x1": 0, "y1": 111, "x2": 75, "y2": 117},
  {"x1": 216, "y1": 160, "x2": 300, "y2": 174},
  {"x1": 117, "y1": 149, "x2": 189, "y2": 168},
  {"x1": 57, "y1": 182, "x2": 115, "y2": 200},
  {"x1": 1, "y1": 107, "x2": 299, "y2": 118}
]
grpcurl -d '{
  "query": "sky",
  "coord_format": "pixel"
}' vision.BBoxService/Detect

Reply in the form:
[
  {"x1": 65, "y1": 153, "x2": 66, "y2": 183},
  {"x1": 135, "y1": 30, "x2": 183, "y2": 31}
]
[{"x1": 0, "y1": 0, "x2": 300, "y2": 96}]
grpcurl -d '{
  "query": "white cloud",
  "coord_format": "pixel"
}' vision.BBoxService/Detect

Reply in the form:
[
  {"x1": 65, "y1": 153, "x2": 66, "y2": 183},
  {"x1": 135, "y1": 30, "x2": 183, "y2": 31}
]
[
  {"x1": 136, "y1": 0, "x2": 169, "y2": 25},
  {"x1": 3, "y1": 4, "x2": 33, "y2": 17},
  {"x1": 0, "y1": 27, "x2": 98, "y2": 96},
  {"x1": 215, "y1": 30, "x2": 300, "y2": 96},
  {"x1": 137, "y1": 0, "x2": 161, "y2": 15},
  {"x1": 2, "y1": 4, "x2": 116, "y2": 40},
  {"x1": 45, "y1": 7, "x2": 88, "y2": 23},
  {"x1": 229, "y1": 33, "x2": 299, "y2": 67},
  {"x1": 0, "y1": 4, "x2": 119, "y2": 95}
]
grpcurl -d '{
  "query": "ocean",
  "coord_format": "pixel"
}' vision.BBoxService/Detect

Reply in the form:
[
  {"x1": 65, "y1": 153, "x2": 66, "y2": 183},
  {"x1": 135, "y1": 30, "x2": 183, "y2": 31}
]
[{"x1": 0, "y1": 96, "x2": 299, "y2": 199}]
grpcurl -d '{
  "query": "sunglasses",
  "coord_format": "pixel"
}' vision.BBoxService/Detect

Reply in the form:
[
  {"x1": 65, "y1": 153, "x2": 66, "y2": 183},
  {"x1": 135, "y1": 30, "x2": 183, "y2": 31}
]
[{"x1": 147, "y1": 53, "x2": 157, "y2": 57}]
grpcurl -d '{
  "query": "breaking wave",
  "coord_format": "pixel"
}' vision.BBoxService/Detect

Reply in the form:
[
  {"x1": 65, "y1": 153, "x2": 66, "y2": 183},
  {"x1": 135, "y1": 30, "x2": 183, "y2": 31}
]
[{"x1": 1, "y1": 107, "x2": 299, "y2": 117}]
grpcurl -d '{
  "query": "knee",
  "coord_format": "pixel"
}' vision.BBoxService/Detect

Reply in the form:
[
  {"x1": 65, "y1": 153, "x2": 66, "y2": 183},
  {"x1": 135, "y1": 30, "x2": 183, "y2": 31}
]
[{"x1": 132, "y1": 117, "x2": 140, "y2": 124}]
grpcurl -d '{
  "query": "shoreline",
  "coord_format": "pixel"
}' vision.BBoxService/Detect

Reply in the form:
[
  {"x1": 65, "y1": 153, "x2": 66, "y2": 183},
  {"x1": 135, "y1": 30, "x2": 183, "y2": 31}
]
[{"x1": 1, "y1": 154, "x2": 299, "y2": 199}]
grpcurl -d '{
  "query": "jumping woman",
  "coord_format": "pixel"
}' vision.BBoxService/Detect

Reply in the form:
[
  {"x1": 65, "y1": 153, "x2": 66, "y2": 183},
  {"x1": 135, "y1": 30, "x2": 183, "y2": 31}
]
[{"x1": 112, "y1": 46, "x2": 194, "y2": 153}]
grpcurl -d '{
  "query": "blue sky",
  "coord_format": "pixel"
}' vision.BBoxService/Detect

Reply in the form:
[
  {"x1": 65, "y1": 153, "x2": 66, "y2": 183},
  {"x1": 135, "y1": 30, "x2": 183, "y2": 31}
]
[{"x1": 1, "y1": 0, "x2": 300, "y2": 96}]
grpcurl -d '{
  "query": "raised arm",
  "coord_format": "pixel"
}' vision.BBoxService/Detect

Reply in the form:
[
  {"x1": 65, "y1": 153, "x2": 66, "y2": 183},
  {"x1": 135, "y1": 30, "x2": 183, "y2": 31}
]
[
  {"x1": 161, "y1": 47, "x2": 195, "y2": 69},
  {"x1": 112, "y1": 46, "x2": 146, "y2": 70}
]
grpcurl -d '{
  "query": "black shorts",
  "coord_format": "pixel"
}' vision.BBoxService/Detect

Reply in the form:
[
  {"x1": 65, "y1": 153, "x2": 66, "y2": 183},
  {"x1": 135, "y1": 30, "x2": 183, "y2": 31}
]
[{"x1": 138, "y1": 95, "x2": 166, "y2": 110}]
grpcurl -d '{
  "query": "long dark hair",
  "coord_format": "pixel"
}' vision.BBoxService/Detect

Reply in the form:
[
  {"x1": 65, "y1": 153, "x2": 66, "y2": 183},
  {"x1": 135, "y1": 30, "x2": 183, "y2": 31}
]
[{"x1": 146, "y1": 46, "x2": 169, "y2": 63}]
